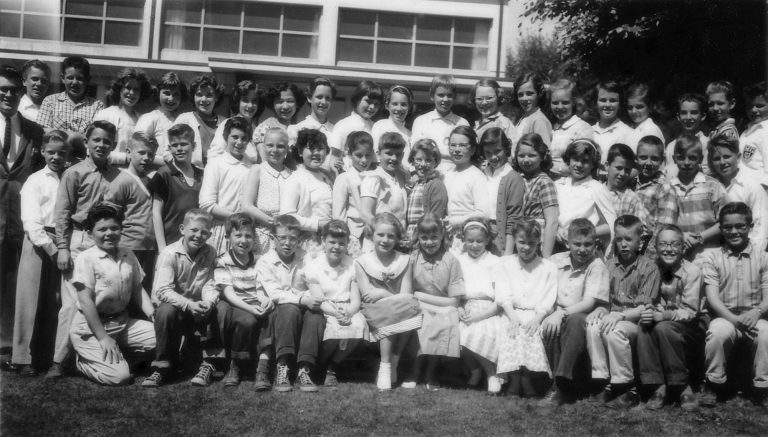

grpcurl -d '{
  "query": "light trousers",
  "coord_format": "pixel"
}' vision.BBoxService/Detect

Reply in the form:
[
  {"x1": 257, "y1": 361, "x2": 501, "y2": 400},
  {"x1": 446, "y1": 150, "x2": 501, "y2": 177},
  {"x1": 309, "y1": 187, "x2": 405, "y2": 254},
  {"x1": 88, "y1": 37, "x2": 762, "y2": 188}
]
[
  {"x1": 587, "y1": 320, "x2": 638, "y2": 384},
  {"x1": 705, "y1": 317, "x2": 768, "y2": 388}
]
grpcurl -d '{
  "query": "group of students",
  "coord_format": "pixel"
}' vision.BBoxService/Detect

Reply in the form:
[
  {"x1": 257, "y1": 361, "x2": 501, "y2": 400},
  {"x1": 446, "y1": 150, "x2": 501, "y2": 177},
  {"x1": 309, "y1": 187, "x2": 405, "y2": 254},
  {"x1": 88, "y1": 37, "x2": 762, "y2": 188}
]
[{"x1": 2, "y1": 55, "x2": 768, "y2": 413}]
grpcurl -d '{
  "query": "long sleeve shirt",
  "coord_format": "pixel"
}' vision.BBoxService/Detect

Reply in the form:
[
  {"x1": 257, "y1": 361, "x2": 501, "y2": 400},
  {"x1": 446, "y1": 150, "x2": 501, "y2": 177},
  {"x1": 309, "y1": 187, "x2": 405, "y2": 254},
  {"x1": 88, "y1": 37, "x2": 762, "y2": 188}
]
[
  {"x1": 151, "y1": 239, "x2": 218, "y2": 310},
  {"x1": 607, "y1": 255, "x2": 661, "y2": 312},
  {"x1": 255, "y1": 248, "x2": 308, "y2": 305},
  {"x1": 20, "y1": 166, "x2": 60, "y2": 256},
  {"x1": 198, "y1": 152, "x2": 251, "y2": 223}
]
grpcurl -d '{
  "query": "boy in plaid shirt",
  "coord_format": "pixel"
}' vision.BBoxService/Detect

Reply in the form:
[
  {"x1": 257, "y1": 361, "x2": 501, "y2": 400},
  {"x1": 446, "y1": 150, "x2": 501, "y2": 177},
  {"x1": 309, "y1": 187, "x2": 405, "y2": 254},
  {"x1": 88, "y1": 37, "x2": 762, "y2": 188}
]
[{"x1": 635, "y1": 135, "x2": 678, "y2": 258}]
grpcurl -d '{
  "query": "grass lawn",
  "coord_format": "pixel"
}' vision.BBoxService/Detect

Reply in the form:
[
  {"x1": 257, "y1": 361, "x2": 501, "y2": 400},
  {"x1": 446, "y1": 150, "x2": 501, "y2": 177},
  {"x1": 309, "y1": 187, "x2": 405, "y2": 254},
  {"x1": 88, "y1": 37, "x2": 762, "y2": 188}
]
[{"x1": 2, "y1": 367, "x2": 767, "y2": 437}]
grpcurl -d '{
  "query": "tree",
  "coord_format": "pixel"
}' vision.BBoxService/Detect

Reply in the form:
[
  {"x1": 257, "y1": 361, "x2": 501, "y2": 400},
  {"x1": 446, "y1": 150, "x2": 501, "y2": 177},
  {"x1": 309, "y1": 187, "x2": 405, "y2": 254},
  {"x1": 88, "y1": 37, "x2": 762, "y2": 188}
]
[{"x1": 506, "y1": 33, "x2": 585, "y2": 82}]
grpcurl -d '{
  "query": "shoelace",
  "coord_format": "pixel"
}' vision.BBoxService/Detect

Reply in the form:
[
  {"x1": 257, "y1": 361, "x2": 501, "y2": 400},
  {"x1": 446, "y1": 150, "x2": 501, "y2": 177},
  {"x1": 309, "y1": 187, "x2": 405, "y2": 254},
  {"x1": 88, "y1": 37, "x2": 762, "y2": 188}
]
[
  {"x1": 277, "y1": 365, "x2": 289, "y2": 383},
  {"x1": 198, "y1": 364, "x2": 213, "y2": 380},
  {"x1": 299, "y1": 369, "x2": 313, "y2": 385}
]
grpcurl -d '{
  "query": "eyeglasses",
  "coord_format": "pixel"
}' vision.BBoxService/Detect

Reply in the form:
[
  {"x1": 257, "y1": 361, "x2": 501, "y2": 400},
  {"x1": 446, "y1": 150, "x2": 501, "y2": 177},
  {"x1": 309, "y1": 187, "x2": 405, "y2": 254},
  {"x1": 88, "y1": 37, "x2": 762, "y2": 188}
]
[
  {"x1": 0, "y1": 86, "x2": 23, "y2": 96},
  {"x1": 721, "y1": 223, "x2": 749, "y2": 231},
  {"x1": 657, "y1": 241, "x2": 683, "y2": 250}
]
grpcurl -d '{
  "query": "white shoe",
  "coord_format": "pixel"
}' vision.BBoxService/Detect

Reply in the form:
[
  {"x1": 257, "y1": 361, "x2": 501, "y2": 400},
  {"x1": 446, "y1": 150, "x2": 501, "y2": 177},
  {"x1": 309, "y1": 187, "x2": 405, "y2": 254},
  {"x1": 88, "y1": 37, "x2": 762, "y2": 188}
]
[
  {"x1": 377, "y1": 363, "x2": 392, "y2": 391},
  {"x1": 487, "y1": 375, "x2": 502, "y2": 394},
  {"x1": 401, "y1": 381, "x2": 417, "y2": 389}
]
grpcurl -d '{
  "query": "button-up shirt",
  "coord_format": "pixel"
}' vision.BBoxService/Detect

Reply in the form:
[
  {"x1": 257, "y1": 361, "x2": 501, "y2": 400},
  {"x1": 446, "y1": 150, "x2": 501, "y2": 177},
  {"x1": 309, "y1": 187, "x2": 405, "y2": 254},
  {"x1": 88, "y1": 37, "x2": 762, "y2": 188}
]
[
  {"x1": 656, "y1": 260, "x2": 702, "y2": 320},
  {"x1": 152, "y1": 239, "x2": 218, "y2": 310},
  {"x1": 701, "y1": 243, "x2": 768, "y2": 315},
  {"x1": 255, "y1": 248, "x2": 307, "y2": 305},
  {"x1": 38, "y1": 91, "x2": 103, "y2": 134},
  {"x1": 551, "y1": 252, "x2": 610, "y2": 309},
  {"x1": 412, "y1": 109, "x2": 469, "y2": 171},
  {"x1": 607, "y1": 255, "x2": 660, "y2": 311},
  {"x1": 20, "y1": 166, "x2": 60, "y2": 256},
  {"x1": 72, "y1": 246, "x2": 143, "y2": 315}
]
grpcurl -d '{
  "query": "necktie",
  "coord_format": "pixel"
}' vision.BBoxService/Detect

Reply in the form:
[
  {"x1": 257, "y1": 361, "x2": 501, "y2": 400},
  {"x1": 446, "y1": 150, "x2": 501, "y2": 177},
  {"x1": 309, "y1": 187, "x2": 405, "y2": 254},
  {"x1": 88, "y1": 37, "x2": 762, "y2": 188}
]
[{"x1": 3, "y1": 115, "x2": 11, "y2": 159}]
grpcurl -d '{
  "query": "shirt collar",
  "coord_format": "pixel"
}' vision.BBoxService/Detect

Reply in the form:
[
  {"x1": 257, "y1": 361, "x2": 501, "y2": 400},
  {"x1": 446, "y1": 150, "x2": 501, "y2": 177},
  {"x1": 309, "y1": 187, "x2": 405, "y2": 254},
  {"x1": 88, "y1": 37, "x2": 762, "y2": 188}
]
[
  {"x1": 92, "y1": 245, "x2": 129, "y2": 261},
  {"x1": 612, "y1": 254, "x2": 642, "y2": 272},
  {"x1": 261, "y1": 162, "x2": 291, "y2": 179},
  {"x1": 429, "y1": 109, "x2": 456, "y2": 122},
  {"x1": 637, "y1": 172, "x2": 665, "y2": 189},
  {"x1": 169, "y1": 161, "x2": 204, "y2": 177},
  {"x1": 263, "y1": 247, "x2": 305, "y2": 268},
  {"x1": 484, "y1": 162, "x2": 512, "y2": 178},
  {"x1": 724, "y1": 243, "x2": 753, "y2": 258},
  {"x1": 173, "y1": 239, "x2": 212, "y2": 260},
  {"x1": 557, "y1": 253, "x2": 595, "y2": 273},
  {"x1": 559, "y1": 115, "x2": 581, "y2": 130},
  {"x1": 594, "y1": 119, "x2": 625, "y2": 134}
]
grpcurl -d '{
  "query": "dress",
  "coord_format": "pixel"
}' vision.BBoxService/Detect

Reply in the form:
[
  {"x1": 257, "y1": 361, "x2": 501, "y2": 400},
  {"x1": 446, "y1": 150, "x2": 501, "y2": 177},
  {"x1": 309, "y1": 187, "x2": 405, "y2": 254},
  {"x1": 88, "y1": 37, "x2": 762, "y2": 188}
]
[
  {"x1": 304, "y1": 255, "x2": 368, "y2": 340},
  {"x1": 356, "y1": 251, "x2": 422, "y2": 340},
  {"x1": 456, "y1": 251, "x2": 505, "y2": 363},
  {"x1": 412, "y1": 250, "x2": 464, "y2": 357},
  {"x1": 253, "y1": 163, "x2": 292, "y2": 255},
  {"x1": 495, "y1": 255, "x2": 557, "y2": 375}
]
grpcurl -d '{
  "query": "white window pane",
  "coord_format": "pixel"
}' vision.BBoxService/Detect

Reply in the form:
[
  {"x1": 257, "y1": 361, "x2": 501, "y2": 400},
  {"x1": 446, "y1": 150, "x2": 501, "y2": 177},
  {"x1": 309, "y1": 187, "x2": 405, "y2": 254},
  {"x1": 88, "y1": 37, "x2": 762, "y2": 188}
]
[
  {"x1": 24, "y1": 0, "x2": 58, "y2": 13},
  {"x1": 0, "y1": 0, "x2": 22, "y2": 11}
]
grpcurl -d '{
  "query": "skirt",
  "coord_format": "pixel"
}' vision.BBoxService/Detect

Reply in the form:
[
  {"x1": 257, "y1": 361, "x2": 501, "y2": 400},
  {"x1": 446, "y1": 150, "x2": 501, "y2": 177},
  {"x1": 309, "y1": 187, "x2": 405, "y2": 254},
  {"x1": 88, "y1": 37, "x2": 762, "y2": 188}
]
[
  {"x1": 254, "y1": 225, "x2": 273, "y2": 256},
  {"x1": 418, "y1": 304, "x2": 460, "y2": 358},
  {"x1": 362, "y1": 294, "x2": 422, "y2": 341},
  {"x1": 323, "y1": 302, "x2": 369, "y2": 341},
  {"x1": 496, "y1": 309, "x2": 552, "y2": 376},
  {"x1": 207, "y1": 222, "x2": 229, "y2": 256},
  {"x1": 460, "y1": 299, "x2": 504, "y2": 363}
]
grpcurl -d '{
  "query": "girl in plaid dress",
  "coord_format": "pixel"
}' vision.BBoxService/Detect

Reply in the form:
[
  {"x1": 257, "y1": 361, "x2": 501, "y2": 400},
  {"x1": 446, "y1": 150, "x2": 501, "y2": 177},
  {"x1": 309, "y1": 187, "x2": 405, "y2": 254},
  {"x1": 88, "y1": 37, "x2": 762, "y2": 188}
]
[{"x1": 456, "y1": 219, "x2": 506, "y2": 394}]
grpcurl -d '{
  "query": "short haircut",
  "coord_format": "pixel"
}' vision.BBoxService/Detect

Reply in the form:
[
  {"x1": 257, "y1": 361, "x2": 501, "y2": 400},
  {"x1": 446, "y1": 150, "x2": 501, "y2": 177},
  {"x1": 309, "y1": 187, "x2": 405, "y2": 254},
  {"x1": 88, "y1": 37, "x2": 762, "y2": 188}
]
[
  {"x1": 469, "y1": 78, "x2": 505, "y2": 108},
  {"x1": 512, "y1": 219, "x2": 542, "y2": 242},
  {"x1": 307, "y1": 77, "x2": 337, "y2": 99},
  {"x1": 0, "y1": 65, "x2": 22, "y2": 84},
  {"x1": 264, "y1": 127, "x2": 288, "y2": 144},
  {"x1": 568, "y1": 218, "x2": 596, "y2": 240},
  {"x1": 225, "y1": 212, "x2": 255, "y2": 236},
  {"x1": 155, "y1": 71, "x2": 188, "y2": 104},
  {"x1": 368, "y1": 212, "x2": 404, "y2": 242},
  {"x1": 230, "y1": 79, "x2": 265, "y2": 119},
  {"x1": 272, "y1": 214, "x2": 301, "y2": 235},
  {"x1": 85, "y1": 120, "x2": 117, "y2": 141},
  {"x1": 606, "y1": 143, "x2": 636, "y2": 166},
  {"x1": 85, "y1": 202, "x2": 123, "y2": 231},
  {"x1": 104, "y1": 67, "x2": 151, "y2": 107},
  {"x1": 637, "y1": 135, "x2": 665, "y2": 156},
  {"x1": 719, "y1": 201, "x2": 752, "y2": 226},
  {"x1": 223, "y1": 116, "x2": 252, "y2": 141},
  {"x1": 677, "y1": 92, "x2": 706, "y2": 112},
  {"x1": 21, "y1": 59, "x2": 51, "y2": 80},
  {"x1": 295, "y1": 128, "x2": 329, "y2": 155},
  {"x1": 183, "y1": 209, "x2": 213, "y2": 227},
  {"x1": 614, "y1": 214, "x2": 643, "y2": 235},
  {"x1": 708, "y1": 134, "x2": 739, "y2": 156},
  {"x1": 513, "y1": 133, "x2": 553, "y2": 173},
  {"x1": 480, "y1": 127, "x2": 512, "y2": 157},
  {"x1": 654, "y1": 224, "x2": 684, "y2": 246},
  {"x1": 429, "y1": 74, "x2": 456, "y2": 96},
  {"x1": 378, "y1": 132, "x2": 406, "y2": 153},
  {"x1": 385, "y1": 85, "x2": 413, "y2": 113},
  {"x1": 322, "y1": 219, "x2": 350, "y2": 240},
  {"x1": 61, "y1": 56, "x2": 90, "y2": 79},
  {"x1": 167, "y1": 123, "x2": 195, "y2": 143},
  {"x1": 351, "y1": 80, "x2": 384, "y2": 106},
  {"x1": 127, "y1": 131, "x2": 158, "y2": 152},
  {"x1": 450, "y1": 125, "x2": 484, "y2": 166},
  {"x1": 408, "y1": 138, "x2": 441, "y2": 166},
  {"x1": 563, "y1": 138, "x2": 601, "y2": 170},
  {"x1": 673, "y1": 134, "x2": 702, "y2": 157},
  {"x1": 595, "y1": 80, "x2": 623, "y2": 103},
  {"x1": 189, "y1": 74, "x2": 223, "y2": 103},
  {"x1": 744, "y1": 81, "x2": 768, "y2": 102},
  {"x1": 268, "y1": 82, "x2": 305, "y2": 111},
  {"x1": 42, "y1": 129, "x2": 69, "y2": 147},
  {"x1": 706, "y1": 80, "x2": 735, "y2": 101},
  {"x1": 345, "y1": 131, "x2": 373, "y2": 155},
  {"x1": 626, "y1": 82, "x2": 652, "y2": 105}
]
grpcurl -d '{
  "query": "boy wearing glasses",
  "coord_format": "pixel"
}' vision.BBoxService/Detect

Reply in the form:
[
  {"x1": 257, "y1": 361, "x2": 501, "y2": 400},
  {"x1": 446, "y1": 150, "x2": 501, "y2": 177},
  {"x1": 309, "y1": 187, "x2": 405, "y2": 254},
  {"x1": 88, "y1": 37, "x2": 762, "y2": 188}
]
[{"x1": 700, "y1": 202, "x2": 768, "y2": 407}]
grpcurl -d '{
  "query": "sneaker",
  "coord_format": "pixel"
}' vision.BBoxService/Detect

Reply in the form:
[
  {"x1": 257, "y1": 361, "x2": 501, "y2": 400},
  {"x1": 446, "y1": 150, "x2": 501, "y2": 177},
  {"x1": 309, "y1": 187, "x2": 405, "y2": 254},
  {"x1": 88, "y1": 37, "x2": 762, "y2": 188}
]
[
  {"x1": 45, "y1": 363, "x2": 63, "y2": 379},
  {"x1": 680, "y1": 392, "x2": 699, "y2": 412},
  {"x1": 377, "y1": 363, "x2": 392, "y2": 391},
  {"x1": 324, "y1": 369, "x2": 339, "y2": 388},
  {"x1": 223, "y1": 362, "x2": 240, "y2": 387},
  {"x1": 297, "y1": 367, "x2": 318, "y2": 392},
  {"x1": 698, "y1": 384, "x2": 717, "y2": 407},
  {"x1": 190, "y1": 362, "x2": 215, "y2": 387},
  {"x1": 141, "y1": 370, "x2": 164, "y2": 388},
  {"x1": 401, "y1": 380, "x2": 417, "y2": 389},
  {"x1": 275, "y1": 363, "x2": 292, "y2": 392},
  {"x1": 606, "y1": 388, "x2": 639, "y2": 409},
  {"x1": 487, "y1": 375, "x2": 502, "y2": 395},
  {"x1": 645, "y1": 390, "x2": 666, "y2": 410},
  {"x1": 254, "y1": 369, "x2": 272, "y2": 391}
]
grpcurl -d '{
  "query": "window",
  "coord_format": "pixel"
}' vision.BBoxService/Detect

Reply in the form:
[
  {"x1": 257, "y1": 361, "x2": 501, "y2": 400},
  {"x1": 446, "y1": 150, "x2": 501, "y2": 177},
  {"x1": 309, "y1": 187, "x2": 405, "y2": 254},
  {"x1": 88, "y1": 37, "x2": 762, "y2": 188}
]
[
  {"x1": 0, "y1": 0, "x2": 144, "y2": 46},
  {"x1": 337, "y1": 9, "x2": 490, "y2": 70},
  {"x1": 162, "y1": 1, "x2": 320, "y2": 59}
]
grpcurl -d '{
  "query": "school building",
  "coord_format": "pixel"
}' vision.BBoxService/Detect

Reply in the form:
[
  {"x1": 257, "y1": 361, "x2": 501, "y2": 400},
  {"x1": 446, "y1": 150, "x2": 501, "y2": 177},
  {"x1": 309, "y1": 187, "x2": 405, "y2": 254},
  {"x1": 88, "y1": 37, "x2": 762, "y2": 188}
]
[{"x1": 0, "y1": 0, "x2": 530, "y2": 118}]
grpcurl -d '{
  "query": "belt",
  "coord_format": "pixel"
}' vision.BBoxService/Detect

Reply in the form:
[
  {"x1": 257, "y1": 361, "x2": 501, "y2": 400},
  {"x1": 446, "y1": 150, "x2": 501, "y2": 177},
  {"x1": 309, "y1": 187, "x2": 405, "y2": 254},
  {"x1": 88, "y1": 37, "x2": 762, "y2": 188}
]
[{"x1": 43, "y1": 226, "x2": 55, "y2": 233}]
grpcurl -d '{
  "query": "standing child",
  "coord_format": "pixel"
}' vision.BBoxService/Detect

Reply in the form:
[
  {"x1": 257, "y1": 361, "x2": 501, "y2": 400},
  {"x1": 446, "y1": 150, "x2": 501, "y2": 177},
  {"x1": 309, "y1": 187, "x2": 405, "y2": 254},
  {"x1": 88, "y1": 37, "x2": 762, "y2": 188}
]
[
  {"x1": 513, "y1": 72, "x2": 552, "y2": 146},
  {"x1": 174, "y1": 74, "x2": 226, "y2": 167},
  {"x1": 19, "y1": 59, "x2": 51, "y2": 123},
  {"x1": 210, "y1": 213, "x2": 274, "y2": 387},
  {"x1": 604, "y1": 144, "x2": 648, "y2": 227},
  {"x1": 512, "y1": 133, "x2": 559, "y2": 257},
  {"x1": 455, "y1": 220, "x2": 505, "y2": 394},
  {"x1": 69, "y1": 204, "x2": 156, "y2": 386},
  {"x1": 699, "y1": 202, "x2": 768, "y2": 408},
  {"x1": 484, "y1": 128, "x2": 525, "y2": 254},
  {"x1": 329, "y1": 81, "x2": 383, "y2": 171},
  {"x1": 637, "y1": 224, "x2": 704, "y2": 412},
  {"x1": 592, "y1": 81, "x2": 634, "y2": 165},
  {"x1": 405, "y1": 139, "x2": 448, "y2": 239},
  {"x1": 626, "y1": 83, "x2": 665, "y2": 151},
  {"x1": 549, "y1": 79, "x2": 594, "y2": 177},
  {"x1": 333, "y1": 132, "x2": 374, "y2": 256},
  {"x1": 135, "y1": 72, "x2": 186, "y2": 160},
  {"x1": 407, "y1": 214, "x2": 464, "y2": 390},
  {"x1": 412, "y1": 74, "x2": 469, "y2": 173},
  {"x1": 355, "y1": 213, "x2": 421, "y2": 390},
  {"x1": 669, "y1": 134, "x2": 727, "y2": 261},
  {"x1": 12, "y1": 131, "x2": 70, "y2": 375},
  {"x1": 50, "y1": 120, "x2": 119, "y2": 379},
  {"x1": 94, "y1": 68, "x2": 151, "y2": 164},
  {"x1": 360, "y1": 133, "x2": 409, "y2": 236},
  {"x1": 635, "y1": 135, "x2": 679, "y2": 258},
  {"x1": 470, "y1": 79, "x2": 516, "y2": 146},
  {"x1": 665, "y1": 93, "x2": 709, "y2": 178},
  {"x1": 151, "y1": 124, "x2": 204, "y2": 250},
  {"x1": 739, "y1": 82, "x2": 768, "y2": 182},
  {"x1": 288, "y1": 77, "x2": 335, "y2": 146},
  {"x1": 303, "y1": 220, "x2": 368, "y2": 388},
  {"x1": 199, "y1": 117, "x2": 253, "y2": 255},
  {"x1": 104, "y1": 132, "x2": 158, "y2": 290},
  {"x1": 142, "y1": 209, "x2": 220, "y2": 388},
  {"x1": 209, "y1": 80, "x2": 263, "y2": 163},
  {"x1": 480, "y1": 128, "x2": 514, "y2": 224},
  {"x1": 586, "y1": 215, "x2": 660, "y2": 409},
  {"x1": 497, "y1": 220, "x2": 557, "y2": 398},
  {"x1": 372, "y1": 85, "x2": 414, "y2": 169},
  {"x1": 705, "y1": 80, "x2": 739, "y2": 142},
  {"x1": 255, "y1": 82, "x2": 303, "y2": 161}
]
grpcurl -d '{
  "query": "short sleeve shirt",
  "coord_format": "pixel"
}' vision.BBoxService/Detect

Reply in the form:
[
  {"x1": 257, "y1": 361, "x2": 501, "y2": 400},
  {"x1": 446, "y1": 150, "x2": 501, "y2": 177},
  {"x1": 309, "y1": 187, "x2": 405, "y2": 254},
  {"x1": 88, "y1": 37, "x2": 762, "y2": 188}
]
[
  {"x1": 411, "y1": 250, "x2": 465, "y2": 298},
  {"x1": 551, "y1": 252, "x2": 609, "y2": 308},
  {"x1": 72, "y1": 246, "x2": 143, "y2": 314}
]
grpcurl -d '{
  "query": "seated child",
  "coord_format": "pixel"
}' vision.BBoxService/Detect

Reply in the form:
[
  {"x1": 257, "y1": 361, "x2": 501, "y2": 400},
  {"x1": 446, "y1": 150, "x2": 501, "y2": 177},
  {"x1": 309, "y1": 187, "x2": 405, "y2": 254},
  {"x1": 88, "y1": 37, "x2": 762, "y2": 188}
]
[
  {"x1": 637, "y1": 224, "x2": 705, "y2": 412},
  {"x1": 456, "y1": 219, "x2": 505, "y2": 394},
  {"x1": 255, "y1": 215, "x2": 324, "y2": 392},
  {"x1": 497, "y1": 219, "x2": 557, "y2": 398},
  {"x1": 540, "y1": 219, "x2": 609, "y2": 406},
  {"x1": 69, "y1": 204, "x2": 155, "y2": 386},
  {"x1": 355, "y1": 213, "x2": 421, "y2": 390},
  {"x1": 586, "y1": 215, "x2": 660, "y2": 409},
  {"x1": 142, "y1": 209, "x2": 221, "y2": 388},
  {"x1": 700, "y1": 202, "x2": 768, "y2": 408},
  {"x1": 210, "y1": 213, "x2": 274, "y2": 387},
  {"x1": 635, "y1": 135, "x2": 678, "y2": 258},
  {"x1": 303, "y1": 220, "x2": 368, "y2": 388},
  {"x1": 407, "y1": 213, "x2": 464, "y2": 390}
]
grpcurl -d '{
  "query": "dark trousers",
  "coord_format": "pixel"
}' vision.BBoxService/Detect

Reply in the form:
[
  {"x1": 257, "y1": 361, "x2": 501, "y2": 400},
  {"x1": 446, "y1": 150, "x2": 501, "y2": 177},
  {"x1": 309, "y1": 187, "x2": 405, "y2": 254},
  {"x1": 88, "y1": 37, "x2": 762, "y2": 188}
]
[
  {"x1": 545, "y1": 313, "x2": 590, "y2": 382},
  {"x1": 272, "y1": 304, "x2": 325, "y2": 365},
  {"x1": 217, "y1": 300, "x2": 267, "y2": 361},
  {"x1": 151, "y1": 302, "x2": 222, "y2": 369},
  {"x1": 637, "y1": 319, "x2": 705, "y2": 386}
]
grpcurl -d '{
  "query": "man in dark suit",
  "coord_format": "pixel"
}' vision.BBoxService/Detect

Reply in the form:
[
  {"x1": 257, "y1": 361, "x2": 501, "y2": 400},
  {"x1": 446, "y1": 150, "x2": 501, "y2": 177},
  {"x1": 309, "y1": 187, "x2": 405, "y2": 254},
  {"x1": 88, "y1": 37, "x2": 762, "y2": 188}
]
[{"x1": 0, "y1": 65, "x2": 44, "y2": 368}]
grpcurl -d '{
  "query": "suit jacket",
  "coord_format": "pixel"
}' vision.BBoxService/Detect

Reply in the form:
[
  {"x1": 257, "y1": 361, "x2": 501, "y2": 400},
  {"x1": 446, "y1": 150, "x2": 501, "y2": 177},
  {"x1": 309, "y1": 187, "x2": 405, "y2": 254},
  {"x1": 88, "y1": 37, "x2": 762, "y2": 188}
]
[{"x1": 0, "y1": 113, "x2": 44, "y2": 245}]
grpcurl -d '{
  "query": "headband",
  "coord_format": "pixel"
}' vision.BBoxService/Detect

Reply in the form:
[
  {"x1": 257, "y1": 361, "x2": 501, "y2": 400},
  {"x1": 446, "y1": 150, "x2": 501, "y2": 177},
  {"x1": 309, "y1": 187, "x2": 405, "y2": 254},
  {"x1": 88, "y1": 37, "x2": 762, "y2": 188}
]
[{"x1": 463, "y1": 221, "x2": 488, "y2": 233}]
